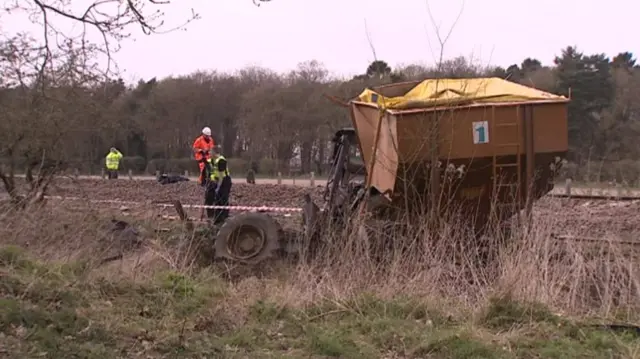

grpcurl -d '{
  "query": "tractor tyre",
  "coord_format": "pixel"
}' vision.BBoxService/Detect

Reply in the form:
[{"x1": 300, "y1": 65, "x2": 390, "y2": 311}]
[{"x1": 214, "y1": 212, "x2": 283, "y2": 264}]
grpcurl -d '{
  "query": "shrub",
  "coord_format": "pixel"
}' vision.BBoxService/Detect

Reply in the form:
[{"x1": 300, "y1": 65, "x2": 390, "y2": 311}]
[
  {"x1": 0, "y1": 157, "x2": 28, "y2": 172},
  {"x1": 557, "y1": 160, "x2": 640, "y2": 185},
  {"x1": 258, "y1": 158, "x2": 278, "y2": 176},
  {"x1": 226, "y1": 158, "x2": 249, "y2": 175},
  {"x1": 145, "y1": 159, "x2": 167, "y2": 175},
  {"x1": 612, "y1": 159, "x2": 640, "y2": 185},
  {"x1": 146, "y1": 158, "x2": 195, "y2": 175},
  {"x1": 145, "y1": 157, "x2": 254, "y2": 176},
  {"x1": 120, "y1": 156, "x2": 146, "y2": 174},
  {"x1": 166, "y1": 158, "x2": 196, "y2": 174}
]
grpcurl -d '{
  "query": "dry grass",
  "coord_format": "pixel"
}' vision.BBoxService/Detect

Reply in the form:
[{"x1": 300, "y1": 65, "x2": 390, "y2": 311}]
[{"x1": 0, "y1": 199, "x2": 639, "y2": 358}]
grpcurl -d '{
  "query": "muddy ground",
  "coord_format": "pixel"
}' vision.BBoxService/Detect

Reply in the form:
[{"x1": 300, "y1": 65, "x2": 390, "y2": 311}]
[
  {"x1": 6, "y1": 177, "x2": 640, "y2": 240},
  {"x1": 47, "y1": 178, "x2": 325, "y2": 208},
  {"x1": 532, "y1": 197, "x2": 639, "y2": 240}
]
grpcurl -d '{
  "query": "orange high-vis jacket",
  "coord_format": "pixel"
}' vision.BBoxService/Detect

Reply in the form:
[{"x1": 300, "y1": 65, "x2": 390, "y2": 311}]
[{"x1": 192, "y1": 135, "x2": 214, "y2": 161}]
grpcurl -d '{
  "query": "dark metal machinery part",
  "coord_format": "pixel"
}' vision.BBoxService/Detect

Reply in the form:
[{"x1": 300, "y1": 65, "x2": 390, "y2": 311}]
[
  {"x1": 323, "y1": 128, "x2": 368, "y2": 219},
  {"x1": 303, "y1": 128, "x2": 363, "y2": 243},
  {"x1": 323, "y1": 129, "x2": 350, "y2": 209},
  {"x1": 304, "y1": 127, "x2": 398, "y2": 250}
]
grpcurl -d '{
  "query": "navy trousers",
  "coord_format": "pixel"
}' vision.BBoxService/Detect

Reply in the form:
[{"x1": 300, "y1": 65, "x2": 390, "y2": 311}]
[{"x1": 204, "y1": 176, "x2": 232, "y2": 224}]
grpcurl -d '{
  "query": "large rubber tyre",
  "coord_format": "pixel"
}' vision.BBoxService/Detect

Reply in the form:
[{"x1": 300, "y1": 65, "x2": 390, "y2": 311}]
[{"x1": 214, "y1": 212, "x2": 283, "y2": 264}]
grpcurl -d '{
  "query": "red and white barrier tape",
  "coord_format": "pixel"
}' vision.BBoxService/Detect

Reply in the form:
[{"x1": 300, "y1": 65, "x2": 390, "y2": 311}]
[
  {"x1": 44, "y1": 195, "x2": 304, "y2": 212},
  {"x1": 46, "y1": 196, "x2": 144, "y2": 206},
  {"x1": 156, "y1": 203, "x2": 302, "y2": 212}
]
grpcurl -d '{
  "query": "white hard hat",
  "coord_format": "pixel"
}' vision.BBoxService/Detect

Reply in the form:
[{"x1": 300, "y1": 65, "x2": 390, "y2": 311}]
[{"x1": 202, "y1": 127, "x2": 211, "y2": 136}]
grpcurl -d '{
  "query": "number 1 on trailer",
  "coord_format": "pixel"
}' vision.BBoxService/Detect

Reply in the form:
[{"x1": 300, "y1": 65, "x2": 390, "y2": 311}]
[{"x1": 472, "y1": 121, "x2": 489, "y2": 144}]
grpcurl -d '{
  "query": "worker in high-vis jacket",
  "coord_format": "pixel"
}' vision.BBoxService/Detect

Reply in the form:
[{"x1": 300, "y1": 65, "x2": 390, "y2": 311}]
[
  {"x1": 192, "y1": 126, "x2": 215, "y2": 186},
  {"x1": 204, "y1": 147, "x2": 232, "y2": 224},
  {"x1": 105, "y1": 147, "x2": 123, "y2": 179}
]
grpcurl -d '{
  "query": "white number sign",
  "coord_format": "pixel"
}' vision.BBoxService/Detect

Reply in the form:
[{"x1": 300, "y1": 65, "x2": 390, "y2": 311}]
[{"x1": 472, "y1": 121, "x2": 489, "y2": 144}]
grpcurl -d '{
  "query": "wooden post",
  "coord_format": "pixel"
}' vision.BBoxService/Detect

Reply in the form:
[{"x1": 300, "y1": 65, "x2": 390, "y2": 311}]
[
  {"x1": 292, "y1": 173, "x2": 296, "y2": 185},
  {"x1": 564, "y1": 178, "x2": 572, "y2": 197},
  {"x1": 310, "y1": 171, "x2": 315, "y2": 187},
  {"x1": 277, "y1": 172, "x2": 282, "y2": 185},
  {"x1": 173, "y1": 200, "x2": 193, "y2": 232},
  {"x1": 184, "y1": 170, "x2": 189, "y2": 178},
  {"x1": 101, "y1": 168, "x2": 106, "y2": 179},
  {"x1": 74, "y1": 168, "x2": 79, "y2": 180},
  {"x1": 524, "y1": 105, "x2": 535, "y2": 216},
  {"x1": 128, "y1": 169, "x2": 133, "y2": 180}
]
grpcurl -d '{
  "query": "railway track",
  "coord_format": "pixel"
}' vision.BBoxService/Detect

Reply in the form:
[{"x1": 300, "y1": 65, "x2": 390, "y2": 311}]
[
  {"x1": 552, "y1": 234, "x2": 640, "y2": 247},
  {"x1": 549, "y1": 193, "x2": 640, "y2": 201}
]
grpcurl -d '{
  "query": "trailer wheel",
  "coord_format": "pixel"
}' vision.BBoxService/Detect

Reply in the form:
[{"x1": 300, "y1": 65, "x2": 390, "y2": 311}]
[{"x1": 214, "y1": 212, "x2": 283, "y2": 264}]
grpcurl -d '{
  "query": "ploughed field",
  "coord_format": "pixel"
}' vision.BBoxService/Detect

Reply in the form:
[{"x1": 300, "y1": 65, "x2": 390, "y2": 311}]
[
  {"x1": 37, "y1": 178, "x2": 640, "y2": 240},
  {"x1": 48, "y1": 178, "x2": 324, "y2": 207}
]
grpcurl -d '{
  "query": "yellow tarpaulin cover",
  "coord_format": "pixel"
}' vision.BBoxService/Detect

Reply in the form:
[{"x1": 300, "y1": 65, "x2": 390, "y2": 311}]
[{"x1": 356, "y1": 77, "x2": 567, "y2": 110}]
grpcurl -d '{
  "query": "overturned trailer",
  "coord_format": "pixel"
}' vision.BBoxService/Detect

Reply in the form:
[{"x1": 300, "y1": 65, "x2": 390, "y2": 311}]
[
  {"x1": 319, "y1": 77, "x2": 570, "y2": 232},
  {"x1": 205, "y1": 77, "x2": 570, "y2": 263}
]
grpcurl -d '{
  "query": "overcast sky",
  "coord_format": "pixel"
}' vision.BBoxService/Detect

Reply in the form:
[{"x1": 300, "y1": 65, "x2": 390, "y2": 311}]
[{"x1": 3, "y1": 0, "x2": 637, "y2": 83}]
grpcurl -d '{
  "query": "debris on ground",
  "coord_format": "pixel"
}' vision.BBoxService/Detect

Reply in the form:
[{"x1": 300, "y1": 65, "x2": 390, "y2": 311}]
[
  {"x1": 157, "y1": 173, "x2": 190, "y2": 185},
  {"x1": 97, "y1": 219, "x2": 144, "y2": 264}
]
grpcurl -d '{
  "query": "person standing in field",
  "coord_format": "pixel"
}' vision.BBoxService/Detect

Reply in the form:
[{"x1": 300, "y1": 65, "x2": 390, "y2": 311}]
[
  {"x1": 192, "y1": 126, "x2": 215, "y2": 186},
  {"x1": 203, "y1": 147, "x2": 232, "y2": 223},
  {"x1": 105, "y1": 147, "x2": 123, "y2": 179}
]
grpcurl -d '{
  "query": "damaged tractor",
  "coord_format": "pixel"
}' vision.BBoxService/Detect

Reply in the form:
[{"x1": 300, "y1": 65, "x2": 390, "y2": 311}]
[{"x1": 177, "y1": 77, "x2": 570, "y2": 265}]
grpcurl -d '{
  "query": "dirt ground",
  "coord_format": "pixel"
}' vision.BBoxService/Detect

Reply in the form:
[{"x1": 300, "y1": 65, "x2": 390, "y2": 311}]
[
  {"x1": 47, "y1": 177, "x2": 325, "y2": 207},
  {"x1": 533, "y1": 196, "x2": 640, "y2": 240},
  {"x1": 8, "y1": 177, "x2": 639, "y2": 240}
]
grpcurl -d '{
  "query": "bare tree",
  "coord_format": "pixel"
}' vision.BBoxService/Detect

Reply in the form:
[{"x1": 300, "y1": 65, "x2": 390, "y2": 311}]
[
  {"x1": 2, "y1": 0, "x2": 201, "y2": 79},
  {"x1": 0, "y1": 0, "x2": 202, "y2": 205},
  {"x1": 0, "y1": 34, "x2": 106, "y2": 204}
]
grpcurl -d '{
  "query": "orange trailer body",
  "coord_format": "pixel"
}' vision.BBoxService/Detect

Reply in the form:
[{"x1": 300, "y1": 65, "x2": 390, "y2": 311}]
[{"x1": 349, "y1": 78, "x2": 569, "y2": 227}]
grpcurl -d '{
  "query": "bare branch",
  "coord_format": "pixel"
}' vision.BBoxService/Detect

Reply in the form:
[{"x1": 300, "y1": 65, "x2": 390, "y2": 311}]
[
  {"x1": 425, "y1": 0, "x2": 465, "y2": 71},
  {"x1": 253, "y1": 0, "x2": 271, "y2": 6},
  {"x1": 4, "y1": 0, "x2": 201, "y2": 81},
  {"x1": 364, "y1": 19, "x2": 377, "y2": 62}
]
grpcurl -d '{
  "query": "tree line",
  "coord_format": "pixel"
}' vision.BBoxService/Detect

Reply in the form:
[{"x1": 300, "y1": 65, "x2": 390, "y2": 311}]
[{"x1": 1, "y1": 34, "x2": 638, "y2": 184}]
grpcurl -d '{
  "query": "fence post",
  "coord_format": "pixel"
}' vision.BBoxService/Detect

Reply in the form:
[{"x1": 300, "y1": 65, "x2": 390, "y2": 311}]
[
  {"x1": 184, "y1": 170, "x2": 189, "y2": 178},
  {"x1": 128, "y1": 169, "x2": 133, "y2": 180},
  {"x1": 564, "y1": 178, "x2": 572, "y2": 197},
  {"x1": 277, "y1": 172, "x2": 282, "y2": 185},
  {"x1": 616, "y1": 182, "x2": 622, "y2": 198},
  {"x1": 74, "y1": 168, "x2": 79, "y2": 180},
  {"x1": 310, "y1": 172, "x2": 315, "y2": 187},
  {"x1": 101, "y1": 168, "x2": 106, "y2": 180},
  {"x1": 292, "y1": 173, "x2": 296, "y2": 186}
]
